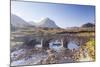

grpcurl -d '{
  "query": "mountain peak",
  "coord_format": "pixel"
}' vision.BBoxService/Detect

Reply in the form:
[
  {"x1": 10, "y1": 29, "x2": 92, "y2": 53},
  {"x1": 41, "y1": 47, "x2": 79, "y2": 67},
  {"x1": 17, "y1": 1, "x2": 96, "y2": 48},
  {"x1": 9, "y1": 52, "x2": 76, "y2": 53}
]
[
  {"x1": 41, "y1": 17, "x2": 52, "y2": 22},
  {"x1": 82, "y1": 22, "x2": 95, "y2": 27},
  {"x1": 11, "y1": 14, "x2": 59, "y2": 28},
  {"x1": 43, "y1": 17, "x2": 50, "y2": 20},
  {"x1": 37, "y1": 17, "x2": 59, "y2": 28},
  {"x1": 40, "y1": 17, "x2": 55, "y2": 24}
]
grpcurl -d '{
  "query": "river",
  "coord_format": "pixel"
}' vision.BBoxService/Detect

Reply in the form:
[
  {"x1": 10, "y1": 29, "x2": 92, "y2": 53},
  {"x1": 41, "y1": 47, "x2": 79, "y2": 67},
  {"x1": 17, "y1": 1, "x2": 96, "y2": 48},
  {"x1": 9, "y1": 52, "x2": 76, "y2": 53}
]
[{"x1": 11, "y1": 40, "x2": 80, "y2": 66}]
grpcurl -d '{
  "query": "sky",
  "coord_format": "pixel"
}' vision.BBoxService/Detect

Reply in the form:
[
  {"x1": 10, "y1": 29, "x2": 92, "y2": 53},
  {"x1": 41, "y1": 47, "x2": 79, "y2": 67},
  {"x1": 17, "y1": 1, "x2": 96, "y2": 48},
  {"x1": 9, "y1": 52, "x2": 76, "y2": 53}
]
[{"x1": 11, "y1": 1, "x2": 95, "y2": 28}]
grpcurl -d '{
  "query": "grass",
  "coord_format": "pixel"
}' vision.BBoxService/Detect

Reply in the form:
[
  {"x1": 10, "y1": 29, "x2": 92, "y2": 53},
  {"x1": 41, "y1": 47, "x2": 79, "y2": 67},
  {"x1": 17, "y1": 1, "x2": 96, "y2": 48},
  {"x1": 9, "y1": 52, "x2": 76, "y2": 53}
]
[
  {"x1": 85, "y1": 38, "x2": 95, "y2": 60},
  {"x1": 77, "y1": 38, "x2": 95, "y2": 61},
  {"x1": 11, "y1": 27, "x2": 95, "y2": 62}
]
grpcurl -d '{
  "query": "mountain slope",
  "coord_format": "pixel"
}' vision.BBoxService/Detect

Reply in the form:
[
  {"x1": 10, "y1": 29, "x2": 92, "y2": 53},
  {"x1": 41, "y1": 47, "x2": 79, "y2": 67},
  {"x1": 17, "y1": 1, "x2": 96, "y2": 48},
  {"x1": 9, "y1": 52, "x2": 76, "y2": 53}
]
[
  {"x1": 11, "y1": 14, "x2": 31, "y2": 28},
  {"x1": 82, "y1": 23, "x2": 95, "y2": 28},
  {"x1": 36, "y1": 17, "x2": 59, "y2": 28},
  {"x1": 11, "y1": 15, "x2": 59, "y2": 28}
]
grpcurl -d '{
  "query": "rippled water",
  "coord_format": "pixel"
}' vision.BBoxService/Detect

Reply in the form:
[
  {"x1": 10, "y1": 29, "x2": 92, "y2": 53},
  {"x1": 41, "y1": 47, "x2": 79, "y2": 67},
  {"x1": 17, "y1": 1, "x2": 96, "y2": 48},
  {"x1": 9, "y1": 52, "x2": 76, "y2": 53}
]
[
  {"x1": 68, "y1": 41, "x2": 79, "y2": 50},
  {"x1": 49, "y1": 40, "x2": 79, "y2": 51},
  {"x1": 11, "y1": 52, "x2": 47, "y2": 66},
  {"x1": 11, "y1": 40, "x2": 79, "y2": 66}
]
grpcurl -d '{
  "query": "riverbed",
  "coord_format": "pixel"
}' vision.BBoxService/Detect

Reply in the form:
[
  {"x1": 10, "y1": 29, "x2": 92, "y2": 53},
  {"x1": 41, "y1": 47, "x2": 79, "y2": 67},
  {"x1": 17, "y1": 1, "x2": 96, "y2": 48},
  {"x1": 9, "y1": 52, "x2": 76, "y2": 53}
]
[{"x1": 10, "y1": 41, "x2": 86, "y2": 66}]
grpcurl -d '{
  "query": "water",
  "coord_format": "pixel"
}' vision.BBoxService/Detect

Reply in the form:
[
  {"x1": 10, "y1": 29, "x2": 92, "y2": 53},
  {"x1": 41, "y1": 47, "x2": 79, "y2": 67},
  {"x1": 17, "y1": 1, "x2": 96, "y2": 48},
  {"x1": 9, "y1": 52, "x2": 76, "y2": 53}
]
[
  {"x1": 68, "y1": 41, "x2": 79, "y2": 50},
  {"x1": 11, "y1": 40, "x2": 79, "y2": 66},
  {"x1": 49, "y1": 40, "x2": 62, "y2": 51},
  {"x1": 35, "y1": 44, "x2": 42, "y2": 48},
  {"x1": 11, "y1": 54, "x2": 47, "y2": 66},
  {"x1": 11, "y1": 49, "x2": 47, "y2": 66},
  {"x1": 35, "y1": 40, "x2": 79, "y2": 51},
  {"x1": 49, "y1": 40, "x2": 79, "y2": 51}
]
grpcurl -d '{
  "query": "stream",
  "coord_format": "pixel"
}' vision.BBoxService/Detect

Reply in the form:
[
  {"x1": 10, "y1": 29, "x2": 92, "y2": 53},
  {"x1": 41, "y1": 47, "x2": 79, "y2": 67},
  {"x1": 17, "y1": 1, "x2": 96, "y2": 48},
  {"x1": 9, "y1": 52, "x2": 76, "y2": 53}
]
[{"x1": 11, "y1": 40, "x2": 79, "y2": 66}]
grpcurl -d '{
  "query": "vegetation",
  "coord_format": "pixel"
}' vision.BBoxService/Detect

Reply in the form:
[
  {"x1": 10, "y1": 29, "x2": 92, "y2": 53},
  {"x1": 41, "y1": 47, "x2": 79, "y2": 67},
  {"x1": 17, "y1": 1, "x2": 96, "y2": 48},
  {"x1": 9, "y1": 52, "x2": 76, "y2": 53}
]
[
  {"x1": 74, "y1": 38, "x2": 95, "y2": 61},
  {"x1": 85, "y1": 39, "x2": 95, "y2": 60},
  {"x1": 11, "y1": 26, "x2": 95, "y2": 66}
]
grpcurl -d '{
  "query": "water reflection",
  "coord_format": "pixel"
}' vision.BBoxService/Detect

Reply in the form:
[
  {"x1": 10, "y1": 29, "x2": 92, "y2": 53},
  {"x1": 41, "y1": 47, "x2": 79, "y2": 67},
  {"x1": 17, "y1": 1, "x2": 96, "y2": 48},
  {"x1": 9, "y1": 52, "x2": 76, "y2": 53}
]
[
  {"x1": 49, "y1": 40, "x2": 79, "y2": 51},
  {"x1": 68, "y1": 41, "x2": 79, "y2": 50},
  {"x1": 11, "y1": 40, "x2": 80, "y2": 66}
]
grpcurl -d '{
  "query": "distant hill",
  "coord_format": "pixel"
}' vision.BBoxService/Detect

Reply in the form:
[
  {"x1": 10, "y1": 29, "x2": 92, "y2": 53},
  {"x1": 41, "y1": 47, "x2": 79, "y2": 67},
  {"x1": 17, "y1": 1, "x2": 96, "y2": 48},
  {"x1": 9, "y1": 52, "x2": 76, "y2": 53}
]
[
  {"x1": 82, "y1": 23, "x2": 95, "y2": 28},
  {"x1": 11, "y1": 14, "x2": 59, "y2": 29},
  {"x1": 11, "y1": 14, "x2": 32, "y2": 28}
]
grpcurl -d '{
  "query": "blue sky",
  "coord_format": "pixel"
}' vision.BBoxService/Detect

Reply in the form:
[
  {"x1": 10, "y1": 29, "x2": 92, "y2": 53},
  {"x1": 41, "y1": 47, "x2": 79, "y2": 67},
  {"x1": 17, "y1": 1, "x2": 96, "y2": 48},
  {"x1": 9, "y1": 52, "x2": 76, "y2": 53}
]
[{"x1": 11, "y1": 1, "x2": 95, "y2": 28}]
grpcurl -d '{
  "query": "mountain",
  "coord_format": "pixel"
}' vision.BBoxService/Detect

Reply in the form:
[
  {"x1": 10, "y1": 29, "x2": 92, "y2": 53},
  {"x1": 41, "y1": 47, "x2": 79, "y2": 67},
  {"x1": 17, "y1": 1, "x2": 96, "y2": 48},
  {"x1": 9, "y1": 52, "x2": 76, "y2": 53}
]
[
  {"x1": 11, "y1": 14, "x2": 59, "y2": 29},
  {"x1": 82, "y1": 23, "x2": 95, "y2": 28},
  {"x1": 36, "y1": 17, "x2": 59, "y2": 28},
  {"x1": 11, "y1": 24, "x2": 17, "y2": 31},
  {"x1": 11, "y1": 14, "x2": 31, "y2": 28},
  {"x1": 28, "y1": 21, "x2": 37, "y2": 26}
]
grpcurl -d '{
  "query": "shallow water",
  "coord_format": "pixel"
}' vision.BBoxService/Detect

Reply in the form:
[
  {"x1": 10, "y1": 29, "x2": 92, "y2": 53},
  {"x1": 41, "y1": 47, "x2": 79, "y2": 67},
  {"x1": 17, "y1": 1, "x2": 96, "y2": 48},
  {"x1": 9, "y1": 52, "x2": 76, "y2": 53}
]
[
  {"x1": 11, "y1": 40, "x2": 79, "y2": 66},
  {"x1": 68, "y1": 41, "x2": 79, "y2": 50},
  {"x1": 49, "y1": 40, "x2": 79, "y2": 51},
  {"x1": 49, "y1": 42, "x2": 62, "y2": 52},
  {"x1": 11, "y1": 49, "x2": 47, "y2": 66}
]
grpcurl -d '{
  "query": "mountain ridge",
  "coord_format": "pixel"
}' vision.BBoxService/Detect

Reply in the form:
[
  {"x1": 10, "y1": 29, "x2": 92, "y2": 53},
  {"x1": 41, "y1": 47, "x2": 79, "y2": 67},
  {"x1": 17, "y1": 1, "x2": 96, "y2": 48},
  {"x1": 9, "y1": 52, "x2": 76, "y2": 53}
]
[
  {"x1": 11, "y1": 14, "x2": 59, "y2": 28},
  {"x1": 11, "y1": 14, "x2": 32, "y2": 28}
]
